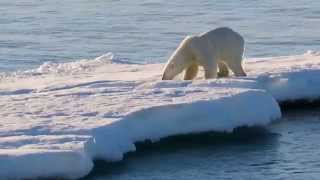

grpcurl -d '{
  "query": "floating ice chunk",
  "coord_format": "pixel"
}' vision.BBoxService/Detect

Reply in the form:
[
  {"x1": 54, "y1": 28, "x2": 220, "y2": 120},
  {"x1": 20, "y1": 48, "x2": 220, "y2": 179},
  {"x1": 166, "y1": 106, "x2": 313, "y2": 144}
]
[
  {"x1": 94, "y1": 52, "x2": 114, "y2": 63},
  {"x1": 86, "y1": 88, "x2": 280, "y2": 161},
  {"x1": 0, "y1": 51, "x2": 320, "y2": 179},
  {"x1": 0, "y1": 149, "x2": 92, "y2": 179}
]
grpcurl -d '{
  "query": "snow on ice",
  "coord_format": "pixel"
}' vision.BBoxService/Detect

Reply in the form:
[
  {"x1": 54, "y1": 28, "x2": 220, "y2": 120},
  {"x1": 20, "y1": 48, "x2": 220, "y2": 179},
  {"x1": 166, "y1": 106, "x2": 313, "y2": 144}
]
[{"x1": 1, "y1": 51, "x2": 320, "y2": 179}]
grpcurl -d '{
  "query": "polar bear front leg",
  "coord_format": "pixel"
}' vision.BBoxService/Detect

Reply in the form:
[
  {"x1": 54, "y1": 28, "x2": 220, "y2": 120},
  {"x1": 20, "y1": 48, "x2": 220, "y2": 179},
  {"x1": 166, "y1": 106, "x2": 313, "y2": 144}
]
[
  {"x1": 184, "y1": 63, "x2": 199, "y2": 80},
  {"x1": 204, "y1": 62, "x2": 218, "y2": 79}
]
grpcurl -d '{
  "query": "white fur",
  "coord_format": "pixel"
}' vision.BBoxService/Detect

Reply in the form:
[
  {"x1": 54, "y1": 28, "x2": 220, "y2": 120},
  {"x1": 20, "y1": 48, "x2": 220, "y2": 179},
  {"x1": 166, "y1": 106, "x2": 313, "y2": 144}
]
[{"x1": 162, "y1": 27, "x2": 246, "y2": 80}]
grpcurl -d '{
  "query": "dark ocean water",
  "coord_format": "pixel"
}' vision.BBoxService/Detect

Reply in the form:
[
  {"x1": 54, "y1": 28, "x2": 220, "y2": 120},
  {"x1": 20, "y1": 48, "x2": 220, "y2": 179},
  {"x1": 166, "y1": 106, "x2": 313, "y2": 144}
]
[{"x1": 86, "y1": 108, "x2": 320, "y2": 180}]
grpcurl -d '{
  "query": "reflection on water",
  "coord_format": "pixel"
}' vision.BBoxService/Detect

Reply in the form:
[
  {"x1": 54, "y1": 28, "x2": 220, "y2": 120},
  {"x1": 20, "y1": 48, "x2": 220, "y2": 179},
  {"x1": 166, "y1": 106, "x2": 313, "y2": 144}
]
[{"x1": 86, "y1": 108, "x2": 320, "y2": 180}]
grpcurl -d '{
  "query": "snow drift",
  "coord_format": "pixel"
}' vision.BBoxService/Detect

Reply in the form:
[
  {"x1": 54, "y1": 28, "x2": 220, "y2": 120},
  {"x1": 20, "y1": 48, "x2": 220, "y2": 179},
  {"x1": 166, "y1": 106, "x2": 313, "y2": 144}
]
[{"x1": 1, "y1": 51, "x2": 320, "y2": 179}]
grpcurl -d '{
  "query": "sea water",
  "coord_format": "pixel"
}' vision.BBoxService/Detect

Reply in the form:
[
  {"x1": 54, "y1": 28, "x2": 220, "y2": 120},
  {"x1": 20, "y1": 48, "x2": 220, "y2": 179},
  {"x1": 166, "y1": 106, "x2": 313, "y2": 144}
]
[
  {"x1": 88, "y1": 108, "x2": 320, "y2": 179},
  {"x1": 1, "y1": 0, "x2": 320, "y2": 72}
]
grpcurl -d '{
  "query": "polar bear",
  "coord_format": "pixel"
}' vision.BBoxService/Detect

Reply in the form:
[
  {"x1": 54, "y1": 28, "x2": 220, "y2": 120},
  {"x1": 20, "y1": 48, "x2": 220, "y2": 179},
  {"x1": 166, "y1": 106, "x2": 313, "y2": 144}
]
[{"x1": 162, "y1": 27, "x2": 246, "y2": 80}]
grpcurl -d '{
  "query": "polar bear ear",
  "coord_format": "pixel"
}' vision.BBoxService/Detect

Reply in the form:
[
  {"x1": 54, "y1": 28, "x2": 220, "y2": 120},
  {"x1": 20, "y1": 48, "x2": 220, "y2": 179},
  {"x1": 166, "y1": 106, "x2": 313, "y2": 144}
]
[
  {"x1": 184, "y1": 35, "x2": 192, "y2": 40},
  {"x1": 182, "y1": 36, "x2": 194, "y2": 46}
]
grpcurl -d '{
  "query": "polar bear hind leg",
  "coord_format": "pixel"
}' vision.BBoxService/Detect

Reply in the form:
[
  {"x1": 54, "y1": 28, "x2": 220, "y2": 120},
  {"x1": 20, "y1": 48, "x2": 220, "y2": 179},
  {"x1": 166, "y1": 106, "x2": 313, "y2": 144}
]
[
  {"x1": 183, "y1": 63, "x2": 199, "y2": 80},
  {"x1": 226, "y1": 56, "x2": 246, "y2": 77},
  {"x1": 217, "y1": 62, "x2": 229, "y2": 78}
]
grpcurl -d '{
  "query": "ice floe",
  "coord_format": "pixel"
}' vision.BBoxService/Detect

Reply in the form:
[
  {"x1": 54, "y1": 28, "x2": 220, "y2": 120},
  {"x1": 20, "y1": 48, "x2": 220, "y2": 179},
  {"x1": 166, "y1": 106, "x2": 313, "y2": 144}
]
[{"x1": 1, "y1": 51, "x2": 320, "y2": 179}]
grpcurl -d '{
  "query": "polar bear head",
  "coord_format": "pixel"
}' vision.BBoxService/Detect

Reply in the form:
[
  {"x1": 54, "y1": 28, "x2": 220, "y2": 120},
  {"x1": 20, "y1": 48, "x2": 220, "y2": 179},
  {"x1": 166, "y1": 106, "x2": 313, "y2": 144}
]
[{"x1": 162, "y1": 36, "x2": 195, "y2": 80}]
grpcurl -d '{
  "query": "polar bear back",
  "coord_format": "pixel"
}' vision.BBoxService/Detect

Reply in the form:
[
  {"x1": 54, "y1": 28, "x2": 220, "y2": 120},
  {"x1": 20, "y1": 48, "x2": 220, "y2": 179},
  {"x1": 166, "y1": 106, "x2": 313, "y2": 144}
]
[{"x1": 193, "y1": 27, "x2": 244, "y2": 65}]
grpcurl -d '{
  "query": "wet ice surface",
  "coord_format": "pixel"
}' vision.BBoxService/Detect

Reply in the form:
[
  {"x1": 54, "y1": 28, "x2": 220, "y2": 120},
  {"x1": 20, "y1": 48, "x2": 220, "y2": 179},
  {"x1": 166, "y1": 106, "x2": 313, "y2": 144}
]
[{"x1": 90, "y1": 108, "x2": 320, "y2": 180}]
